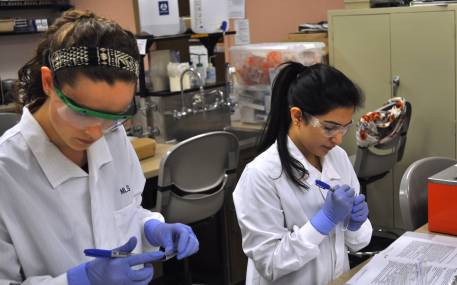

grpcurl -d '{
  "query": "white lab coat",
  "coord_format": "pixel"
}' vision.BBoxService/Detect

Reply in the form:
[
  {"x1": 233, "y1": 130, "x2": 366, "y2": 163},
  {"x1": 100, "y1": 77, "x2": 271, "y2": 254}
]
[
  {"x1": 233, "y1": 137, "x2": 373, "y2": 285},
  {"x1": 0, "y1": 108, "x2": 163, "y2": 285}
]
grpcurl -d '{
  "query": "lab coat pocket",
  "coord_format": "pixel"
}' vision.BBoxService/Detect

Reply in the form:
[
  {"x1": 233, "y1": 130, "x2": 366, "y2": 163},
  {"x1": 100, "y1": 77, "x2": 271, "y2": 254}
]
[{"x1": 114, "y1": 201, "x2": 143, "y2": 251}]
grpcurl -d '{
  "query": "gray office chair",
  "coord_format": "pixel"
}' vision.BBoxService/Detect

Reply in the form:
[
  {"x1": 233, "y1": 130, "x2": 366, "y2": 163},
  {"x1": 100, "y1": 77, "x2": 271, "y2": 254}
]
[
  {"x1": 399, "y1": 157, "x2": 457, "y2": 231},
  {"x1": 156, "y1": 131, "x2": 239, "y2": 223},
  {"x1": 0, "y1": 112, "x2": 20, "y2": 136},
  {"x1": 349, "y1": 99, "x2": 411, "y2": 266},
  {"x1": 155, "y1": 131, "x2": 239, "y2": 285}
]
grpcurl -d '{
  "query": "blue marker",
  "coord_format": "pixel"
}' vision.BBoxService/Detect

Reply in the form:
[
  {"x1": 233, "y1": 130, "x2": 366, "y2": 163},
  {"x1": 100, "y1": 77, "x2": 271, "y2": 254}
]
[
  {"x1": 84, "y1": 249, "x2": 131, "y2": 258},
  {"x1": 315, "y1": 179, "x2": 335, "y2": 192},
  {"x1": 84, "y1": 248, "x2": 176, "y2": 261}
]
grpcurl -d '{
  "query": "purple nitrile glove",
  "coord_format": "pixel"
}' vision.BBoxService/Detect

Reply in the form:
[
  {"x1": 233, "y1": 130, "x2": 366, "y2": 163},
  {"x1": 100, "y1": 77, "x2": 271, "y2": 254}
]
[
  {"x1": 67, "y1": 237, "x2": 164, "y2": 285},
  {"x1": 347, "y1": 194, "x2": 369, "y2": 231},
  {"x1": 144, "y1": 219, "x2": 199, "y2": 260},
  {"x1": 311, "y1": 184, "x2": 355, "y2": 235}
]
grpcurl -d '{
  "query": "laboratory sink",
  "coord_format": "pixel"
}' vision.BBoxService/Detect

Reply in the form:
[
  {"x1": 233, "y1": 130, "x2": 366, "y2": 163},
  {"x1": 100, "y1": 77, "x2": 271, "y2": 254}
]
[{"x1": 223, "y1": 127, "x2": 262, "y2": 150}]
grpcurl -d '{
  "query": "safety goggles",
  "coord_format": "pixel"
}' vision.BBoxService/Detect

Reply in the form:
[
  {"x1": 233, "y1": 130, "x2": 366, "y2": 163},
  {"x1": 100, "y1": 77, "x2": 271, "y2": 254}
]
[
  {"x1": 54, "y1": 87, "x2": 136, "y2": 132},
  {"x1": 302, "y1": 111, "x2": 353, "y2": 138}
]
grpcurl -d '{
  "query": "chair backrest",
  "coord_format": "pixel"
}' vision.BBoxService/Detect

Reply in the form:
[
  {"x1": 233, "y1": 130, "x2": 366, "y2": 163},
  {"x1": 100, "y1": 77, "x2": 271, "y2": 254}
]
[
  {"x1": 156, "y1": 131, "x2": 239, "y2": 224},
  {"x1": 399, "y1": 156, "x2": 457, "y2": 230},
  {"x1": 354, "y1": 101, "x2": 412, "y2": 179},
  {"x1": 0, "y1": 112, "x2": 20, "y2": 136}
]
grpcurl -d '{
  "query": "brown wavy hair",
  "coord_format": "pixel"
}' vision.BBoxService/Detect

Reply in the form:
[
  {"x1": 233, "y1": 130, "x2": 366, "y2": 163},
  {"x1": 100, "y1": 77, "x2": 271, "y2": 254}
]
[{"x1": 15, "y1": 9, "x2": 139, "y2": 113}]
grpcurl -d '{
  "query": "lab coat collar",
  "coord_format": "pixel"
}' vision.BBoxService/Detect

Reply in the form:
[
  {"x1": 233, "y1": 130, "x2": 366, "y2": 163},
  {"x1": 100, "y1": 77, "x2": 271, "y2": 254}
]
[
  {"x1": 19, "y1": 108, "x2": 112, "y2": 188},
  {"x1": 87, "y1": 133, "x2": 113, "y2": 171},
  {"x1": 286, "y1": 136, "x2": 341, "y2": 181},
  {"x1": 321, "y1": 155, "x2": 341, "y2": 181}
]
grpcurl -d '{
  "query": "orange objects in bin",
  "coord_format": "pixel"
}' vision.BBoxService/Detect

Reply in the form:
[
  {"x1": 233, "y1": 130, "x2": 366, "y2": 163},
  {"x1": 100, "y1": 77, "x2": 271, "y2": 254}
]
[{"x1": 428, "y1": 164, "x2": 457, "y2": 235}]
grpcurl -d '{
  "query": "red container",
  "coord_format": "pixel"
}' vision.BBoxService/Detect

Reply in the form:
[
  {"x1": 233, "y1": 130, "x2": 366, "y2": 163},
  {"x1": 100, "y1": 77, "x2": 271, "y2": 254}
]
[{"x1": 428, "y1": 165, "x2": 457, "y2": 235}]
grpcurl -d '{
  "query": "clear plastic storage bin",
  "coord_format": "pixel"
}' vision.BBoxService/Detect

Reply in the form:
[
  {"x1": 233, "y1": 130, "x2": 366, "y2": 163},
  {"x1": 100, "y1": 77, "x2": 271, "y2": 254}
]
[
  {"x1": 230, "y1": 42, "x2": 325, "y2": 124},
  {"x1": 235, "y1": 85, "x2": 271, "y2": 124}
]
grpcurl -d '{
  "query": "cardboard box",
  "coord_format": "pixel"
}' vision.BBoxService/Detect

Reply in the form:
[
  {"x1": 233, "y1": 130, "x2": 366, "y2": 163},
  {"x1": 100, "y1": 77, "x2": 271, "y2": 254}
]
[
  {"x1": 130, "y1": 137, "x2": 156, "y2": 160},
  {"x1": 0, "y1": 19, "x2": 14, "y2": 33},
  {"x1": 344, "y1": 0, "x2": 370, "y2": 9},
  {"x1": 286, "y1": 32, "x2": 328, "y2": 63}
]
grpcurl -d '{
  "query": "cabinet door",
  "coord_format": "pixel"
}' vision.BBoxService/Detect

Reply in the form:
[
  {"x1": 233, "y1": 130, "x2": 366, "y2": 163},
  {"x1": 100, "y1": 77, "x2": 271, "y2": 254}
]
[
  {"x1": 331, "y1": 14, "x2": 395, "y2": 228},
  {"x1": 391, "y1": 11, "x2": 456, "y2": 228},
  {"x1": 331, "y1": 14, "x2": 391, "y2": 156}
]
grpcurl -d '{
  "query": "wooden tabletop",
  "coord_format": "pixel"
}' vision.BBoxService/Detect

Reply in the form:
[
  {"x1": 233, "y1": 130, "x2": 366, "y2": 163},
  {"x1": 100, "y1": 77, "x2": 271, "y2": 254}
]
[
  {"x1": 230, "y1": 121, "x2": 264, "y2": 131},
  {"x1": 0, "y1": 103, "x2": 16, "y2": 113},
  {"x1": 328, "y1": 259, "x2": 370, "y2": 285},
  {"x1": 328, "y1": 224, "x2": 432, "y2": 285},
  {"x1": 415, "y1": 223, "x2": 430, "y2": 234}
]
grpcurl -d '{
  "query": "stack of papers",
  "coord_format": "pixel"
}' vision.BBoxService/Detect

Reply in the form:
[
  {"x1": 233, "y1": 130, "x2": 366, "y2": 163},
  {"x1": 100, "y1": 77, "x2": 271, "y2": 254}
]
[
  {"x1": 410, "y1": 0, "x2": 457, "y2": 6},
  {"x1": 298, "y1": 22, "x2": 328, "y2": 33},
  {"x1": 347, "y1": 231, "x2": 457, "y2": 285}
]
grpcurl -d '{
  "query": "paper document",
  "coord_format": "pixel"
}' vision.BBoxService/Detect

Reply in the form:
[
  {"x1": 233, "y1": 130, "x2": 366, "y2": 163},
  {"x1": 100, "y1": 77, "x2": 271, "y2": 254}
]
[
  {"x1": 347, "y1": 232, "x2": 457, "y2": 285},
  {"x1": 229, "y1": 0, "x2": 245, "y2": 19},
  {"x1": 410, "y1": 0, "x2": 457, "y2": 6},
  {"x1": 234, "y1": 19, "x2": 250, "y2": 45}
]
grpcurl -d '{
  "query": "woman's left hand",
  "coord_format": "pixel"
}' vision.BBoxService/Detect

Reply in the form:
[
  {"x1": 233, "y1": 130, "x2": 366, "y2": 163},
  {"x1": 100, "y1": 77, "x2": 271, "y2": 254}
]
[
  {"x1": 144, "y1": 220, "x2": 199, "y2": 260},
  {"x1": 347, "y1": 194, "x2": 369, "y2": 231}
]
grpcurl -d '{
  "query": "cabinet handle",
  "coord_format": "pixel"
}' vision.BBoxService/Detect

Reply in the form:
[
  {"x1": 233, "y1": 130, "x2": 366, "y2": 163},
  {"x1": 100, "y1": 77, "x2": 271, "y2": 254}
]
[{"x1": 392, "y1": 75, "x2": 400, "y2": 98}]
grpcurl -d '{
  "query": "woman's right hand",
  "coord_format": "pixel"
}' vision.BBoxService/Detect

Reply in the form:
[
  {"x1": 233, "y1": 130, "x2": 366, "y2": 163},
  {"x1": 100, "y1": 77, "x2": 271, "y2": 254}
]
[{"x1": 310, "y1": 185, "x2": 355, "y2": 235}]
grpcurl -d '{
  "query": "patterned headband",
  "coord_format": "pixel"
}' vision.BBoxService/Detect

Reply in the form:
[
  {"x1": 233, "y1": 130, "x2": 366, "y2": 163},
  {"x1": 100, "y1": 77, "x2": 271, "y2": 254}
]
[{"x1": 49, "y1": 46, "x2": 139, "y2": 77}]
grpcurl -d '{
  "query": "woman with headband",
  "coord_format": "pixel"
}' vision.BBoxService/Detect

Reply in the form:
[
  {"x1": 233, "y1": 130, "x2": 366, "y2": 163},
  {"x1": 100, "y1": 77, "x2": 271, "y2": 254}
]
[{"x1": 0, "y1": 10, "x2": 198, "y2": 285}]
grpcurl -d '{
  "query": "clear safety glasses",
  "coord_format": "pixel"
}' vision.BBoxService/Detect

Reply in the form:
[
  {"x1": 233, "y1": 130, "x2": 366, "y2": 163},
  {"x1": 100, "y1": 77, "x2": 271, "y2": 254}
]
[
  {"x1": 302, "y1": 111, "x2": 353, "y2": 138},
  {"x1": 54, "y1": 87, "x2": 136, "y2": 133}
]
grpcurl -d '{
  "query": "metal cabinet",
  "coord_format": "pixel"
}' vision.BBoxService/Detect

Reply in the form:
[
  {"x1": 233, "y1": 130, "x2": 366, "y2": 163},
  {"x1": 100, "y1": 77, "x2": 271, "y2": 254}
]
[{"x1": 328, "y1": 6, "x2": 456, "y2": 231}]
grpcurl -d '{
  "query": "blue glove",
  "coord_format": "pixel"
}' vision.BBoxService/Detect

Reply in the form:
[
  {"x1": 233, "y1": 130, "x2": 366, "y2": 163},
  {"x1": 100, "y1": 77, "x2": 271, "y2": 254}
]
[
  {"x1": 311, "y1": 185, "x2": 355, "y2": 235},
  {"x1": 67, "y1": 237, "x2": 165, "y2": 285},
  {"x1": 347, "y1": 194, "x2": 369, "y2": 231},
  {"x1": 144, "y1": 220, "x2": 199, "y2": 260}
]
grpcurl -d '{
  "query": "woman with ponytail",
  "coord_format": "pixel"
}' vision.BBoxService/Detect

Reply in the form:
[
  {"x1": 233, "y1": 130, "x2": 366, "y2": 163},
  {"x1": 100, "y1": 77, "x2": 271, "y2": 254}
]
[
  {"x1": 0, "y1": 10, "x2": 198, "y2": 285},
  {"x1": 233, "y1": 62, "x2": 372, "y2": 284}
]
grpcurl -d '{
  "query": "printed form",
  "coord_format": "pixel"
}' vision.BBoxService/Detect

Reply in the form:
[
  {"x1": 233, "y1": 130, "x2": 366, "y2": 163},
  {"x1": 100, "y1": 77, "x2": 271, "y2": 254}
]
[{"x1": 347, "y1": 232, "x2": 457, "y2": 285}]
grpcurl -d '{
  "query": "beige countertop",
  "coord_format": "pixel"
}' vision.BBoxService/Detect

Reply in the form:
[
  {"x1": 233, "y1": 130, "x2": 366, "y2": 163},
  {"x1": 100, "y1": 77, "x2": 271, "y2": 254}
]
[
  {"x1": 230, "y1": 121, "x2": 264, "y2": 131},
  {"x1": 0, "y1": 103, "x2": 16, "y2": 113}
]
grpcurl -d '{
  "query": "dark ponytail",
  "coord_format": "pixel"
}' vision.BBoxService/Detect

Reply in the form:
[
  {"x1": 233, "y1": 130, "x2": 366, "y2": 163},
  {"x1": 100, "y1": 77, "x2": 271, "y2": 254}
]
[
  {"x1": 258, "y1": 62, "x2": 309, "y2": 189},
  {"x1": 258, "y1": 62, "x2": 364, "y2": 190}
]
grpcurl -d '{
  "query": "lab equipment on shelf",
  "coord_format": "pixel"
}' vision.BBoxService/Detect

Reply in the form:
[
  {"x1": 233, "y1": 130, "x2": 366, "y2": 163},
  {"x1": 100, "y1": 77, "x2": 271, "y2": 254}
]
[{"x1": 136, "y1": 0, "x2": 181, "y2": 36}]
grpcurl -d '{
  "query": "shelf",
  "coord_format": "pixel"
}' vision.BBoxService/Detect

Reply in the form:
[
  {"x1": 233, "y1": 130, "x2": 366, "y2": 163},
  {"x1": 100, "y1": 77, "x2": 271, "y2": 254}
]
[
  {"x1": 190, "y1": 30, "x2": 236, "y2": 39},
  {"x1": 0, "y1": 2, "x2": 73, "y2": 37},
  {"x1": 136, "y1": 31, "x2": 235, "y2": 98},
  {"x1": 136, "y1": 33, "x2": 191, "y2": 42},
  {"x1": 137, "y1": 82, "x2": 226, "y2": 97},
  {"x1": 0, "y1": 3, "x2": 73, "y2": 10},
  {"x1": 137, "y1": 30, "x2": 235, "y2": 59},
  {"x1": 0, "y1": 30, "x2": 44, "y2": 36},
  {"x1": 136, "y1": 31, "x2": 235, "y2": 43}
]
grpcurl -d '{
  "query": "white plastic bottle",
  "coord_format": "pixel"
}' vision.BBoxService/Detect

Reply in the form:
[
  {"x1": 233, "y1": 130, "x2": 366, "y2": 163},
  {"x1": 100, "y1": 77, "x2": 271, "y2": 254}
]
[
  {"x1": 195, "y1": 62, "x2": 206, "y2": 86},
  {"x1": 190, "y1": 0, "x2": 229, "y2": 34},
  {"x1": 206, "y1": 62, "x2": 216, "y2": 85},
  {"x1": 137, "y1": 0, "x2": 181, "y2": 36}
]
